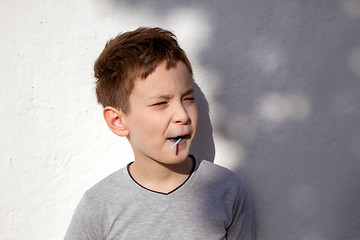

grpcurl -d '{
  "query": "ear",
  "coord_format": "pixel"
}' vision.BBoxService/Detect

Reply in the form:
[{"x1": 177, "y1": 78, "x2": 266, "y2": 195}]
[{"x1": 103, "y1": 106, "x2": 130, "y2": 137}]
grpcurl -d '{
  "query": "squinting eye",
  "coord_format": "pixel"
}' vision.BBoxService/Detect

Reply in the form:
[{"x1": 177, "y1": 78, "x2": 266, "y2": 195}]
[
  {"x1": 152, "y1": 102, "x2": 167, "y2": 106},
  {"x1": 154, "y1": 102, "x2": 167, "y2": 106},
  {"x1": 184, "y1": 97, "x2": 195, "y2": 102}
]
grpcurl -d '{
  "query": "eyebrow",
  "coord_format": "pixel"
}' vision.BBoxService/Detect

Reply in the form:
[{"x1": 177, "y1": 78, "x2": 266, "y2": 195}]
[
  {"x1": 149, "y1": 94, "x2": 172, "y2": 100},
  {"x1": 149, "y1": 89, "x2": 194, "y2": 100},
  {"x1": 183, "y1": 88, "x2": 194, "y2": 96}
]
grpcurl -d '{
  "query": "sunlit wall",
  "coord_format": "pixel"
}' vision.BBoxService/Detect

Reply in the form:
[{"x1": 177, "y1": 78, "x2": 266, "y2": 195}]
[{"x1": 1, "y1": 0, "x2": 359, "y2": 239}]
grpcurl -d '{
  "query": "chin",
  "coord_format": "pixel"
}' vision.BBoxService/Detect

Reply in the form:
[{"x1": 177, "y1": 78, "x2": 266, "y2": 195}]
[{"x1": 170, "y1": 152, "x2": 191, "y2": 164}]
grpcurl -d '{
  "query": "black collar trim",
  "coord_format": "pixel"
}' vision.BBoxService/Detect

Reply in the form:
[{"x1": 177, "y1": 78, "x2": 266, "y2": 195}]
[{"x1": 127, "y1": 155, "x2": 196, "y2": 195}]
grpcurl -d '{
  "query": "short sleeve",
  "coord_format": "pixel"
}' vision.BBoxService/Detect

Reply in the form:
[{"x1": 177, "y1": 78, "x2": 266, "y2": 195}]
[
  {"x1": 226, "y1": 183, "x2": 254, "y2": 240},
  {"x1": 64, "y1": 194, "x2": 104, "y2": 240}
]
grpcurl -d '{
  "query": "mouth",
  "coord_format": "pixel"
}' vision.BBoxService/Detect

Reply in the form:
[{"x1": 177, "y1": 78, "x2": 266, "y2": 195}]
[{"x1": 167, "y1": 134, "x2": 191, "y2": 142}]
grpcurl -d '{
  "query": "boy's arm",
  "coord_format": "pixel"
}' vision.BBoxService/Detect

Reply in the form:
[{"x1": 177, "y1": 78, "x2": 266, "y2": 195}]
[
  {"x1": 64, "y1": 195, "x2": 103, "y2": 240},
  {"x1": 226, "y1": 184, "x2": 254, "y2": 240}
]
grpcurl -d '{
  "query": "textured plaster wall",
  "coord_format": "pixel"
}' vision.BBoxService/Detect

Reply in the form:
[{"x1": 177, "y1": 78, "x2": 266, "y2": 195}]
[{"x1": 1, "y1": 0, "x2": 360, "y2": 239}]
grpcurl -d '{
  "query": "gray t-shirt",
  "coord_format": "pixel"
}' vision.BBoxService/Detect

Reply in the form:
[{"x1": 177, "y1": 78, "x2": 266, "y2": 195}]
[{"x1": 65, "y1": 158, "x2": 253, "y2": 240}]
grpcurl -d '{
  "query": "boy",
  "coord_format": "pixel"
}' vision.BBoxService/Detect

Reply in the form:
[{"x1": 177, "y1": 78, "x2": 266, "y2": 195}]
[{"x1": 65, "y1": 27, "x2": 253, "y2": 239}]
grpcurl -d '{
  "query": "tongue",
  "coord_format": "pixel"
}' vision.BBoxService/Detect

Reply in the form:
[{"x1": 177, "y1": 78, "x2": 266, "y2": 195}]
[{"x1": 169, "y1": 137, "x2": 180, "y2": 142}]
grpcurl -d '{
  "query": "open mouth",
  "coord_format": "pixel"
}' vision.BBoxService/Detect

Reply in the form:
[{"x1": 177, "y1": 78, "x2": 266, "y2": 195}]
[{"x1": 167, "y1": 134, "x2": 190, "y2": 142}]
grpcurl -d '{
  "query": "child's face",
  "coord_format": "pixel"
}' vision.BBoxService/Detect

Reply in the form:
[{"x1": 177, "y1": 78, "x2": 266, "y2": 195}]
[{"x1": 123, "y1": 61, "x2": 198, "y2": 165}]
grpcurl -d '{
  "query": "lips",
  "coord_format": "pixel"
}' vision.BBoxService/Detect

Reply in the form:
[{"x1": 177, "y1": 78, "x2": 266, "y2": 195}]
[{"x1": 167, "y1": 134, "x2": 191, "y2": 142}]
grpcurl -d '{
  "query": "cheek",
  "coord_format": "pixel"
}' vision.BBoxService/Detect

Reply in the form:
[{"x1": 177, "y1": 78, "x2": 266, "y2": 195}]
[
  {"x1": 189, "y1": 107, "x2": 198, "y2": 126},
  {"x1": 131, "y1": 114, "x2": 164, "y2": 138}
]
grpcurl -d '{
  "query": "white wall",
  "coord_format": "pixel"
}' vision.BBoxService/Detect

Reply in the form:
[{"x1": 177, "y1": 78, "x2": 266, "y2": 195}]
[{"x1": 1, "y1": 0, "x2": 360, "y2": 239}]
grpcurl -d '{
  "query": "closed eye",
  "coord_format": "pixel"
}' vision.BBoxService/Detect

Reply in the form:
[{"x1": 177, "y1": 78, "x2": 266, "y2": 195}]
[
  {"x1": 153, "y1": 101, "x2": 167, "y2": 106},
  {"x1": 183, "y1": 97, "x2": 195, "y2": 102},
  {"x1": 151, "y1": 101, "x2": 168, "y2": 109}
]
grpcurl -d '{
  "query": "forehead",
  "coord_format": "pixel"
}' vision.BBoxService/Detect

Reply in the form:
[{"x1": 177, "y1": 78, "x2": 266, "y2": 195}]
[{"x1": 131, "y1": 61, "x2": 193, "y2": 100}]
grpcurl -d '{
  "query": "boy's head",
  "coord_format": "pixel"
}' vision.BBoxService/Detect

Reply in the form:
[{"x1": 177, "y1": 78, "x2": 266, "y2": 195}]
[
  {"x1": 95, "y1": 27, "x2": 198, "y2": 163},
  {"x1": 94, "y1": 27, "x2": 193, "y2": 114}
]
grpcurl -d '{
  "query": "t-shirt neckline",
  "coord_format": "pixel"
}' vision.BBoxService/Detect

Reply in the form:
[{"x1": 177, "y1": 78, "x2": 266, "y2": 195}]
[{"x1": 124, "y1": 155, "x2": 199, "y2": 199}]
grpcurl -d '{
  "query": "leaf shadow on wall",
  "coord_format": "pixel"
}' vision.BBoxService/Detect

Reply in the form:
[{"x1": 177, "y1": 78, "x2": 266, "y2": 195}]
[
  {"x1": 191, "y1": 83, "x2": 215, "y2": 163},
  {"x1": 101, "y1": 0, "x2": 360, "y2": 239}
]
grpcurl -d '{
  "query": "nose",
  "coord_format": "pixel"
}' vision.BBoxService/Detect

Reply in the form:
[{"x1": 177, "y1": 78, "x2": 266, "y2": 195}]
[{"x1": 173, "y1": 102, "x2": 190, "y2": 124}]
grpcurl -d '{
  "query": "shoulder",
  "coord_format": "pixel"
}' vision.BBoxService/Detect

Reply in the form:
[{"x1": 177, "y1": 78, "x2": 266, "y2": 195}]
[
  {"x1": 190, "y1": 159, "x2": 251, "y2": 224},
  {"x1": 81, "y1": 167, "x2": 129, "y2": 206},
  {"x1": 197, "y1": 160, "x2": 243, "y2": 182},
  {"x1": 65, "y1": 166, "x2": 138, "y2": 239},
  {"x1": 194, "y1": 159, "x2": 247, "y2": 194}
]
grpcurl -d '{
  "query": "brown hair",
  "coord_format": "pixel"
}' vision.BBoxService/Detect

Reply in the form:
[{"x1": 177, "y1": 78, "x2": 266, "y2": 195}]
[{"x1": 94, "y1": 27, "x2": 193, "y2": 114}]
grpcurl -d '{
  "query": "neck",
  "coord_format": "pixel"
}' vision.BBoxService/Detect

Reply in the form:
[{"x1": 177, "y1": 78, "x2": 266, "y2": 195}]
[{"x1": 128, "y1": 156, "x2": 194, "y2": 194}]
